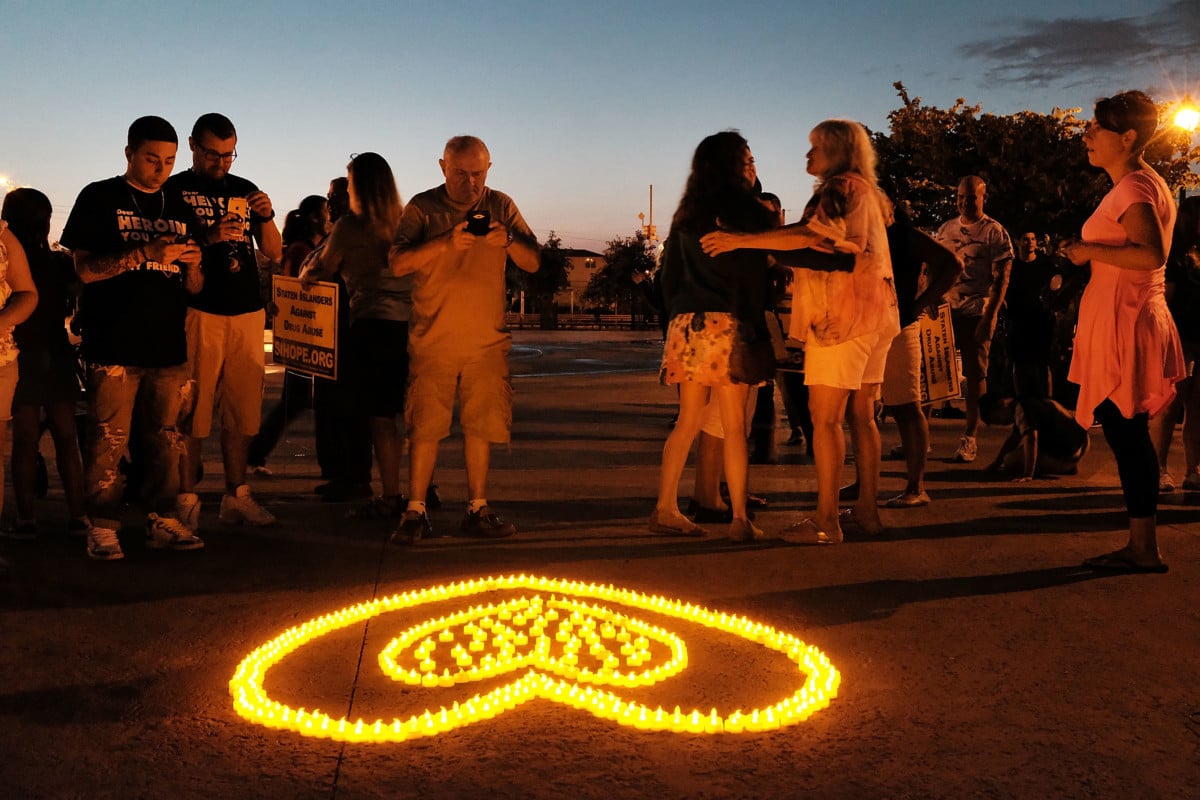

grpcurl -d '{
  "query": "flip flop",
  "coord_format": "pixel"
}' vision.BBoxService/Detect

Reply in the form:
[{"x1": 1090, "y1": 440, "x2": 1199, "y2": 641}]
[
  {"x1": 780, "y1": 518, "x2": 843, "y2": 545},
  {"x1": 885, "y1": 491, "x2": 931, "y2": 508},
  {"x1": 839, "y1": 508, "x2": 885, "y2": 537},
  {"x1": 648, "y1": 510, "x2": 707, "y2": 537},
  {"x1": 1082, "y1": 551, "x2": 1169, "y2": 574}
]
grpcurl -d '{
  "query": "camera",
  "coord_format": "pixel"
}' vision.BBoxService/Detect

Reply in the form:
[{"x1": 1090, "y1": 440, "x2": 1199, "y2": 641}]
[{"x1": 466, "y1": 210, "x2": 491, "y2": 236}]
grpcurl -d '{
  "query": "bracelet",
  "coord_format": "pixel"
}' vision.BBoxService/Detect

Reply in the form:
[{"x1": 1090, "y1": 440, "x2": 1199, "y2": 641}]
[{"x1": 504, "y1": 231, "x2": 514, "y2": 249}]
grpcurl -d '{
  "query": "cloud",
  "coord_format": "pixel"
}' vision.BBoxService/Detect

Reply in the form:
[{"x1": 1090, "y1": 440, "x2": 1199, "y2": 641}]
[{"x1": 961, "y1": 1, "x2": 1200, "y2": 89}]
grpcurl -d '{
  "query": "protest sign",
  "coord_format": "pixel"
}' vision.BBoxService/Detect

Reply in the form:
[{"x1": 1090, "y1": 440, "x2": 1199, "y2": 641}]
[{"x1": 271, "y1": 275, "x2": 338, "y2": 379}]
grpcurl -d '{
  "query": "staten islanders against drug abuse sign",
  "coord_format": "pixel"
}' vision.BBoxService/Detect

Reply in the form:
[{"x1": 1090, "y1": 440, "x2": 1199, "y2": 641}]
[{"x1": 272, "y1": 276, "x2": 338, "y2": 379}]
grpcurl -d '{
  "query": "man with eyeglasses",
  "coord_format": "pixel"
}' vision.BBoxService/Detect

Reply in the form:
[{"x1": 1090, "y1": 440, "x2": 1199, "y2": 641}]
[
  {"x1": 934, "y1": 175, "x2": 1014, "y2": 463},
  {"x1": 60, "y1": 116, "x2": 204, "y2": 560},
  {"x1": 165, "y1": 112, "x2": 282, "y2": 531}
]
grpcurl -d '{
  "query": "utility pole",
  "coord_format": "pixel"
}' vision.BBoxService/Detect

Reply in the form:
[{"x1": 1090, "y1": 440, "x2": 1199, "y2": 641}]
[{"x1": 638, "y1": 184, "x2": 657, "y2": 243}]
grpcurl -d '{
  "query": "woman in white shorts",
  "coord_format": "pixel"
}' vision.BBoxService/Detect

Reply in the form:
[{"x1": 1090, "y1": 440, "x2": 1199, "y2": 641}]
[{"x1": 703, "y1": 120, "x2": 899, "y2": 542}]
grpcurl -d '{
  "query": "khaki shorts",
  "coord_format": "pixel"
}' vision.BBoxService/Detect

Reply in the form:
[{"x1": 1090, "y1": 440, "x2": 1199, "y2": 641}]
[
  {"x1": 951, "y1": 310, "x2": 990, "y2": 383},
  {"x1": 406, "y1": 351, "x2": 512, "y2": 444},
  {"x1": 804, "y1": 329, "x2": 891, "y2": 391},
  {"x1": 182, "y1": 308, "x2": 265, "y2": 438},
  {"x1": 881, "y1": 322, "x2": 922, "y2": 406}
]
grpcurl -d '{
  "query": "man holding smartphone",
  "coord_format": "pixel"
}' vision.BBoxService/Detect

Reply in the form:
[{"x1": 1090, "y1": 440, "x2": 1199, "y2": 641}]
[
  {"x1": 388, "y1": 135, "x2": 539, "y2": 543},
  {"x1": 61, "y1": 116, "x2": 204, "y2": 560},
  {"x1": 166, "y1": 113, "x2": 282, "y2": 531}
]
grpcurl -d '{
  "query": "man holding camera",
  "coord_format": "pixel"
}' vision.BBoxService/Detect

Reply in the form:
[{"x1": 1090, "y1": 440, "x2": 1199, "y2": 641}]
[
  {"x1": 388, "y1": 135, "x2": 539, "y2": 543},
  {"x1": 166, "y1": 113, "x2": 282, "y2": 532},
  {"x1": 61, "y1": 116, "x2": 204, "y2": 560}
]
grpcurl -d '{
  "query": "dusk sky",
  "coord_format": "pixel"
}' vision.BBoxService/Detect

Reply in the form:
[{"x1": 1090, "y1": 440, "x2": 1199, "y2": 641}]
[{"x1": 2, "y1": 0, "x2": 1197, "y2": 249}]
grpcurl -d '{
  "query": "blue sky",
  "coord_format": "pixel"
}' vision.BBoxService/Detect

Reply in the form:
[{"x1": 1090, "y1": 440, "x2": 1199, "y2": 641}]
[{"x1": 1, "y1": 0, "x2": 1196, "y2": 249}]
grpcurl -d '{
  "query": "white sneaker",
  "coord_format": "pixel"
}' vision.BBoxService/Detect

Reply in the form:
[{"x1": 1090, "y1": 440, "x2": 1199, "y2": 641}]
[
  {"x1": 87, "y1": 523, "x2": 124, "y2": 561},
  {"x1": 954, "y1": 436, "x2": 978, "y2": 463},
  {"x1": 1159, "y1": 470, "x2": 1176, "y2": 494},
  {"x1": 176, "y1": 492, "x2": 201, "y2": 532},
  {"x1": 219, "y1": 484, "x2": 276, "y2": 526},
  {"x1": 146, "y1": 512, "x2": 204, "y2": 550}
]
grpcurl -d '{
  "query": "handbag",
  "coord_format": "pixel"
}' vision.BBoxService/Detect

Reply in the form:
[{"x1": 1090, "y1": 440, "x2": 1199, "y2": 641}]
[{"x1": 729, "y1": 320, "x2": 776, "y2": 384}]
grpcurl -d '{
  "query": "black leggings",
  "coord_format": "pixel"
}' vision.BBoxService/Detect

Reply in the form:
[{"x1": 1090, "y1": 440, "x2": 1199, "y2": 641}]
[{"x1": 1094, "y1": 399, "x2": 1157, "y2": 518}]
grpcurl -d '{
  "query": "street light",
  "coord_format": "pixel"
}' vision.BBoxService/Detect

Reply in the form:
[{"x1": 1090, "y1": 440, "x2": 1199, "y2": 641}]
[
  {"x1": 1175, "y1": 95, "x2": 1200, "y2": 133},
  {"x1": 1174, "y1": 95, "x2": 1199, "y2": 203}
]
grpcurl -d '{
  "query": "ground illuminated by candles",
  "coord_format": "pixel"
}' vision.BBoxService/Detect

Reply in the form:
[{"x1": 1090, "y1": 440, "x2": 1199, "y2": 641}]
[{"x1": 230, "y1": 575, "x2": 840, "y2": 741}]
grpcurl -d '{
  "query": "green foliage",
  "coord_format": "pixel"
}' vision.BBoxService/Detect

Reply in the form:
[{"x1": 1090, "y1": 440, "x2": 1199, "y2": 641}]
[
  {"x1": 583, "y1": 231, "x2": 656, "y2": 311},
  {"x1": 874, "y1": 82, "x2": 1198, "y2": 241},
  {"x1": 505, "y1": 232, "x2": 572, "y2": 327}
]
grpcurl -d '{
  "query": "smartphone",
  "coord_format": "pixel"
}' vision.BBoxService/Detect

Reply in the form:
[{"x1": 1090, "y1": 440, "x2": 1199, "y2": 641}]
[
  {"x1": 226, "y1": 197, "x2": 248, "y2": 223},
  {"x1": 466, "y1": 209, "x2": 491, "y2": 236}
]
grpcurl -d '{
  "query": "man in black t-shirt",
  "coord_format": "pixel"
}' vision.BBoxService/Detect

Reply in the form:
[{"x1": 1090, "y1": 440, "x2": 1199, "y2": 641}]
[
  {"x1": 60, "y1": 116, "x2": 205, "y2": 561},
  {"x1": 166, "y1": 113, "x2": 282, "y2": 532}
]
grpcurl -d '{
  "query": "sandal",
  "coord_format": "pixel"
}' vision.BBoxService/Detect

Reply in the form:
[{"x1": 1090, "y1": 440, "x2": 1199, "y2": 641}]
[
  {"x1": 885, "y1": 491, "x2": 931, "y2": 508},
  {"x1": 345, "y1": 495, "x2": 404, "y2": 520},
  {"x1": 1083, "y1": 550, "x2": 1168, "y2": 574},
  {"x1": 839, "y1": 508, "x2": 885, "y2": 537},
  {"x1": 648, "y1": 509, "x2": 707, "y2": 537},
  {"x1": 780, "y1": 518, "x2": 842, "y2": 545}
]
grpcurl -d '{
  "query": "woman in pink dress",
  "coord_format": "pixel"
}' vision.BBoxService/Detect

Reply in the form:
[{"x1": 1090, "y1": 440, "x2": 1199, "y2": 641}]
[{"x1": 1061, "y1": 90, "x2": 1183, "y2": 573}]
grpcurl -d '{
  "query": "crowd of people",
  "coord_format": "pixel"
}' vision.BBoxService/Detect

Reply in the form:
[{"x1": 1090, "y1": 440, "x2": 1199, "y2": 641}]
[
  {"x1": 0, "y1": 116, "x2": 534, "y2": 567},
  {"x1": 654, "y1": 90, "x2": 1191, "y2": 575},
  {"x1": 0, "y1": 91, "x2": 1194, "y2": 577}
]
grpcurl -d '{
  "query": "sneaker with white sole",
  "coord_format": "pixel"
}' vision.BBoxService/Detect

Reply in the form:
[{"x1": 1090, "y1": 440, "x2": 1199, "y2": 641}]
[
  {"x1": 176, "y1": 492, "x2": 201, "y2": 532},
  {"x1": 953, "y1": 436, "x2": 978, "y2": 463},
  {"x1": 1159, "y1": 470, "x2": 1176, "y2": 494},
  {"x1": 219, "y1": 484, "x2": 276, "y2": 526},
  {"x1": 87, "y1": 523, "x2": 124, "y2": 561},
  {"x1": 146, "y1": 513, "x2": 204, "y2": 551}
]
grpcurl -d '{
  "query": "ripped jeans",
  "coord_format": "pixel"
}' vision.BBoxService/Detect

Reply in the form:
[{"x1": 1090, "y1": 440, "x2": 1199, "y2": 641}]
[{"x1": 85, "y1": 363, "x2": 191, "y2": 527}]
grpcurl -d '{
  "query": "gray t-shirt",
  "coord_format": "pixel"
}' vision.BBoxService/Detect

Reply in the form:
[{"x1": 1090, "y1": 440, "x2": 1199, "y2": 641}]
[
  {"x1": 392, "y1": 185, "x2": 534, "y2": 359},
  {"x1": 322, "y1": 214, "x2": 412, "y2": 323},
  {"x1": 936, "y1": 215, "x2": 1013, "y2": 317}
]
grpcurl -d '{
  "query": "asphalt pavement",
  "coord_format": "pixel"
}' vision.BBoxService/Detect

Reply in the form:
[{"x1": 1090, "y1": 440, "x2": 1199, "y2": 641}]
[{"x1": 2, "y1": 329, "x2": 1198, "y2": 799}]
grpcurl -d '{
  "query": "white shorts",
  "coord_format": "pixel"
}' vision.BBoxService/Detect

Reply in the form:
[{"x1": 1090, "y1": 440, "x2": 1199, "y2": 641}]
[
  {"x1": 881, "y1": 322, "x2": 922, "y2": 406},
  {"x1": 700, "y1": 385, "x2": 757, "y2": 438},
  {"x1": 804, "y1": 329, "x2": 890, "y2": 391}
]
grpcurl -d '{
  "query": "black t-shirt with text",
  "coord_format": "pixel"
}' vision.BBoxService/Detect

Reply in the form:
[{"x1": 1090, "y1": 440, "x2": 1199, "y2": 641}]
[
  {"x1": 59, "y1": 176, "x2": 192, "y2": 367},
  {"x1": 165, "y1": 169, "x2": 266, "y2": 315}
]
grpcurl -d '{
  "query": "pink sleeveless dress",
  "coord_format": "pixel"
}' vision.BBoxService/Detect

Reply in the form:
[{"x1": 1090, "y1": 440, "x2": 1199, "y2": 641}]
[{"x1": 1068, "y1": 170, "x2": 1183, "y2": 428}]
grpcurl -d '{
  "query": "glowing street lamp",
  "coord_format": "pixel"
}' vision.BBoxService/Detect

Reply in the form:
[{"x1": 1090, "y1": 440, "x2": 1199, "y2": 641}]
[{"x1": 1176, "y1": 96, "x2": 1200, "y2": 133}]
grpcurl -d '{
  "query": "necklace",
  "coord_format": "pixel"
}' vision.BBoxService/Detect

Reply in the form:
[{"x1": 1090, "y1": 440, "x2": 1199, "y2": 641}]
[{"x1": 125, "y1": 182, "x2": 165, "y2": 221}]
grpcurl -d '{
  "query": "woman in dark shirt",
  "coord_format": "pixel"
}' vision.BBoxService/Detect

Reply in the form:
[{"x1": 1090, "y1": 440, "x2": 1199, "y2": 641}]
[{"x1": 652, "y1": 131, "x2": 777, "y2": 541}]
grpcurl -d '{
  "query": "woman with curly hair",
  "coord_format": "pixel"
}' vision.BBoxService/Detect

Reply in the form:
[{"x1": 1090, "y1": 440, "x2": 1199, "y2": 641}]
[{"x1": 652, "y1": 131, "x2": 778, "y2": 541}]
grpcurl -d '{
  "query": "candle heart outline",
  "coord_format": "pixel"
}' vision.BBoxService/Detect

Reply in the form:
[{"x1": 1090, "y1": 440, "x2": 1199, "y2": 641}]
[{"x1": 229, "y1": 574, "x2": 840, "y2": 741}]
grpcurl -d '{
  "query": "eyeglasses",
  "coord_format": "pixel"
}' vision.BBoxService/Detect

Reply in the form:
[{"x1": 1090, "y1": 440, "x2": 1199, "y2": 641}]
[{"x1": 198, "y1": 145, "x2": 237, "y2": 163}]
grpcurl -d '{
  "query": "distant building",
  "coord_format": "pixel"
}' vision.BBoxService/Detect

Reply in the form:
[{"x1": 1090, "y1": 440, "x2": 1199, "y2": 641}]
[{"x1": 555, "y1": 248, "x2": 605, "y2": 312}]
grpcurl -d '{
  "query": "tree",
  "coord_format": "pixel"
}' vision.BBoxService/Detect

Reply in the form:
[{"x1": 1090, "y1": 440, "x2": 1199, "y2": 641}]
[
  {"x1": 874, "y1": 82, "x2": 1198, "y2": 241},
  {"x1": 584, "y1": 231, "x2": 656, "y2": 314},
  {"x1": 508, "y1": 231, "x2": 571, "y2": 328}
]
